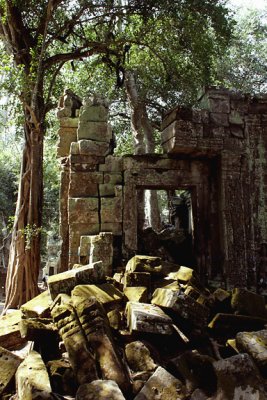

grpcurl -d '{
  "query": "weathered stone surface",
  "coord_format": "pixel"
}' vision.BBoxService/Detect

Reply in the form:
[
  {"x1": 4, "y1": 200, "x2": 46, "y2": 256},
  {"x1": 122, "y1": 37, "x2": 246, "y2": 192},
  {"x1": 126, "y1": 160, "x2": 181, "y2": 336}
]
[
  {"x1": 57, "y1": 127, "x2": 77, "y2": 157},
  {"x1": 124, "y1": 272, "x2": 151, "y2": 289},
  {"x1": 16, "y1": 350, "x2": 52, "y2": 399},
  {"x1": 231, "y1": 288, "x2": 266, "y2": 318},
  {"x1": 72, "y1": 283, "x2": 123, "y2": 311},
  {"x1": 134, "y1": 366, "x2": 184, "y2": 400},
  {"x1": 0, "y1": 310, "x2": 26, "y2": 350},
  {"x1": 101, "y1": 223, "x2": 122, "y2": 236},
  {"x1": 79, "y1": 232, "x2": 113, "y2": 276},
  {"x1": 70, "y1": 154, "x2": 105, "y2": 169},
  {"x1": 21, "y1": 291, "x2": 52, "y2": 319},
  {"x1": 126, "y1": 255, "x2": 162, "y2": 274},
  {"x1": 152, "y1": 288, "x2": 209, "y2": 327},
  {"x1": 211, "y1": 353, "x2": 267, "y2": 400},
  {"x1": 68, "y1": 197, "x2": 99, "y2": 225},
  {"x1": 126, "y1": 302, "x2": 173, "y2": 335},
  {"x1": 208, "y1": 313, "x2": 267, "y2": 334},
  {"x1": 78, "y1": 139, "x2": 110, "y2": 156},
  {"x1": 124, "y1": 287, "x2": 148, "y2": 303},
  {"x1": 69, "y1": 171, "x2": 103, "y2": 197},
  {"x1": 236, "y1": 330, "x2": 267, "y2": 368},
  {"x1": 168, "y1": 266, "x2": 196, "y2": 283},
  {"x1": 78, "y1": 121, "x2": 112, "y2": 142},
  {"x1": 99, "y1": 155, "x2": 123, "y2": 172},
  {"x1": 19, "y1": 318, "x2": 56, "y2": 341},
  {"x1": 76, "y1": 380, "x2": 126, "y2": 400},
  {"x1": 48, "y1": 262, "x2": 103, "y2": 300},
  {"x1": 73, "y1": 297, "x2": 131, "y2": 393},
  {"x1": 210, "y1": 112, "x2": 229, "y2": 127},
  {"x1": 125, "y1": 341, "x2": 157, "y2": 372},
  {"x1": 79, "y1": 104, "x2": 108, "y2": 122},
  {"x1": 46, "y1": 358, "x2": 77, "y2": 396},
  {"x1": 0, "y1": 346, "x2": 22, "y2": 396},
  {"x1": 58, "y1": 117, "x2": 79, "y2": 128},
  {"x1": 101, "y1": 196, "x2": 122, "y2": 224},
  {"x1": 51, "y1": 296, "x2": 98, "y2": 385}
]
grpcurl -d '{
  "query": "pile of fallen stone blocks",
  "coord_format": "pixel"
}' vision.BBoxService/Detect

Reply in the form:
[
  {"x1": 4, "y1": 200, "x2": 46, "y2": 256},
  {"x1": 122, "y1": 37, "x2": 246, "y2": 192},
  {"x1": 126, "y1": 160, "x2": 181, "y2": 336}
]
[{"x1": 1, "y1": 256, "x2": 267, "y2": 399}]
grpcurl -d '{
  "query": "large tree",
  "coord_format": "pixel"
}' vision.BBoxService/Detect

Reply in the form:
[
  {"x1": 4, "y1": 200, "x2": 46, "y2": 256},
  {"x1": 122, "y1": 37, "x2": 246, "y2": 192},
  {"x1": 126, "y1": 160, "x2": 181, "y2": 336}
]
[{"x1": 0, "y1": 0, "x2": 233, "y2": 311}]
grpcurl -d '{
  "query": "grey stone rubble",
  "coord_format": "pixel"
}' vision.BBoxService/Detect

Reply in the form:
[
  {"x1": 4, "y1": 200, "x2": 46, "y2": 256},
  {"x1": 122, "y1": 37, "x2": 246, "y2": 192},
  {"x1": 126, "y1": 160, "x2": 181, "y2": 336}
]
[{"x1": 1, "y1": 256, "x2": 267, "y2": 399}]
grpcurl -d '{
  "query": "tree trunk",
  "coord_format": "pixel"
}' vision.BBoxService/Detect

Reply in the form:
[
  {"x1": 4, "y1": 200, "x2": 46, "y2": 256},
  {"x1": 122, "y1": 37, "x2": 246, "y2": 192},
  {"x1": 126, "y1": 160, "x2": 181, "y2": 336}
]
[
  {"x1": 3, "y1": 109, "x2": 43, "y2": 312},
  {"x1": 124, "y1": 70, "x2": 161, "y2": 232}
]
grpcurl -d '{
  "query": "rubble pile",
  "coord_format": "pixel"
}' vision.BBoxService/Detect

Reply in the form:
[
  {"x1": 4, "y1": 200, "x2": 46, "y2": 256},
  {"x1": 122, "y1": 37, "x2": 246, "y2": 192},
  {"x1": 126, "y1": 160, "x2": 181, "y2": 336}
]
[{"x1": 1, "y1": 256, "x2": 267, "y2": 399}]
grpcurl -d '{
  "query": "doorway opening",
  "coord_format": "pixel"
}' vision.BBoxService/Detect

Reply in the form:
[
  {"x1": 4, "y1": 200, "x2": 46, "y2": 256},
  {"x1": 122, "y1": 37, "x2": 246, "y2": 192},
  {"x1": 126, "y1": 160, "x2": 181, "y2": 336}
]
[{"x1": 137, "y1": 189, "x2": 196, "y2": 266}]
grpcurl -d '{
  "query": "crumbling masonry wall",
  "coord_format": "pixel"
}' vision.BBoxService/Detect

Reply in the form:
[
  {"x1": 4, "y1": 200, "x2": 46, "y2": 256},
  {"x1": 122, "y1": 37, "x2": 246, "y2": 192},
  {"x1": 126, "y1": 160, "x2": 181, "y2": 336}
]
[{"x1": 56, "y1": 88, "x2": 267, "y2": 288}]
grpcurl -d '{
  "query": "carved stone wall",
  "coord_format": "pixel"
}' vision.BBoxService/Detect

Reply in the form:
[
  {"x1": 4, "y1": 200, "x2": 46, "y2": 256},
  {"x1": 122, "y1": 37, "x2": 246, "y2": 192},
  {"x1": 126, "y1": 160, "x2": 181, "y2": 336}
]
[{"x1": 56, "y1": 88, "x2": 267, "y2": 288}]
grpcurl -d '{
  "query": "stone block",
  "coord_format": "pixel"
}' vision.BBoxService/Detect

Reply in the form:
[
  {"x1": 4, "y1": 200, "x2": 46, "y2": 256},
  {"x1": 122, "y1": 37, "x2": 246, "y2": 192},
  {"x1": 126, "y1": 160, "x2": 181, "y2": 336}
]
[
  {"x1": 78, "y1": 121, "x2": 112, "y2": 142},
  {"x1": 124, "y1": 287, "x2": 148, "y2": 303},
  {"x1": 99, "y1": 173, "x2": 123, "y2": 196},
  {"x1": 210, "y1": 112, "x2": 229, "y2": 126},
  {"x1": 48, "y1": 262, "x2": 103, "y2": 300},
  {"x1": 100, "y1": 223, "x2": 122, "y2": 235},
  {"x1": 0, "y1": 346, "x2": 22, "y2": 396},
  {"x1": 229, "y1": 110, "x2": 244, "y2": 125},
  {"x1": 79, "y1": 232, "x2": 113, "y2": 276},
  {"x1": 19, "y1": 318, "x2": 57, "y2": 341},
  {"x1": 69, "y1": 171, "x2": 103, "y2": 197},
  {"x1": 57, "y1": 127, "x2": 77, "y2": 157},
  {"x1": 72, "y1": 283, "x2": 123, "y2": 311},
  {"x1": 0, "y1": 310, "x2": 26, "y2": 350},
  {"x1": 21, "y1": 291, "x2": 52, "y2": 319},
  {"x1": 79, "y1": 139, "x2": 110, "y2": 156},
  {"x1": 73, "y1": 297, "x2": 131, "y2": 393},
  {"x1": 231, "y1": 288, "x2": 266, "y2": 318},
  {"x1": 230, "y1": 125, "x2": 244, "y2": 138},
  {"x1": 70, "y1": 154, "x2": 105, "y2": 170},
  {"x1": 70, "y1": 141, "x2": 79, "y2": 154},
  {"x1": 101, "y1": 196, "x2": 122, "y2": 223},
  {"x1": 126, "y1": 302, "x2": 173, "y2": 335},
  {"x1": 51, "y1": 299, "x2": 98, "y2": 385},
  {"x1": 79, "y1": 104, "x2": 108, "y2": 122},
  {"x1": 99, "y1": 155, "x2": 123, "y2": 172},
  {"x1": 124, "y1": 272, "x2": 151, "y2": 289},
  {"x1": 125, "y1": 341, "x2": 157, "y2": 372},
  {"x1": 211, "y1": 354, "x2": 267, "y2": 399},
  {"x1": 58, "y1": 117, "x2": 79, "y2": 128},
  {"x1": 16, "y1": 350, "x2": 52, "y2": 399},
  {"x1": 152, "y1": 288, "x2": 209, "y2": 327},
  {"x1": 76, "y1": 380, "x2": 126, "y2": 400},
  {"x1": 168, "y1": 266, "x2": 198, "y2": 284},
  {"x1": 46, "y1": 358, "x2": 77, "y2": 396},
  {"x1": 134, "y1": 366, "x2": 183, "y2": 400},
  {"x1": 236, "y1": 330, "x2": 267, "y2": 368},
  {"x1": 68, "y1": 197, "x2": 99, "y2": 225},
  {"x1": 126, "y1": 255, "x2": 162, "y2": 274}
]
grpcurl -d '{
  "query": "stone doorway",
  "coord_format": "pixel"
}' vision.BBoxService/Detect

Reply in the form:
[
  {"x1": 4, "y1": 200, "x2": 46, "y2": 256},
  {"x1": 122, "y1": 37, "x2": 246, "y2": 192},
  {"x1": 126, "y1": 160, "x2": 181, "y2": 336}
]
[{"x1": 122, "y1": 155, "x2": 221, "y2": 283}]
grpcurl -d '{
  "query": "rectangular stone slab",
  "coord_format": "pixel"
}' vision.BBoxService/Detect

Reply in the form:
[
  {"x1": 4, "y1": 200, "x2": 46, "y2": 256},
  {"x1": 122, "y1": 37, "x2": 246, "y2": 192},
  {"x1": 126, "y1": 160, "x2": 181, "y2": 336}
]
[
  {"x1": 48, "y1": 262, "x2": 103, "y2": 300},
  {"x1": 16, "y1": 350, "x2": 52, "y2": 398},
  {"x1": 0, "y1": 346, "x2": 22, "y2": 396},
  {"x1": 72, "y1": 283, "x2": 123, "y2": 311},
  {"x1": 0, "y1": 310, "x2": 26, "y2": 350},
  {"x1": 152, "y1": 288, "x2": 209, "y2": 327},
  {"x1": 134, "y1": 366, "x2": 183, "y2": 400},
  {"x1": 126, "y1": 301, "x2": 173, "y2": 335},
  {"x1": 21, "y1": 290, "x2": 52, "y2": 319}
]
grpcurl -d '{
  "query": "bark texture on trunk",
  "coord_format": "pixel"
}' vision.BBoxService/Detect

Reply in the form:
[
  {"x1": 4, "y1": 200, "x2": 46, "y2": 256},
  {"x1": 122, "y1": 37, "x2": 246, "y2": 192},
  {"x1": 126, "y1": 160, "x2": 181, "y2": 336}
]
[
  {"x1": 3, "y1": 110, "x2": 43, "y2": 312},
  {"x1": 124, "y1": 70, "x2": 161, "y2": 232}
]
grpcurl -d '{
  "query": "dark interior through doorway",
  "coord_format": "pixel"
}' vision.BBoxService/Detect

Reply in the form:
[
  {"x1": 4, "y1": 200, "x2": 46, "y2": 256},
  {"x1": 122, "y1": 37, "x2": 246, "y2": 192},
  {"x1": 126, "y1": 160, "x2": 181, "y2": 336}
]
[{"x1": 137, "y1": 188, "x2": 196, "y2": 267}]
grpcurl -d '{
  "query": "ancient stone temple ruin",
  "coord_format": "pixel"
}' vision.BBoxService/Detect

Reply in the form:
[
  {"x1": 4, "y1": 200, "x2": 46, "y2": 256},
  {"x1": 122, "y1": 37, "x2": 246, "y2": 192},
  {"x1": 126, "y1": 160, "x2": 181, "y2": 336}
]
[{"x1": 57, "y1": 88, "x2": 267, "y2": 289}]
